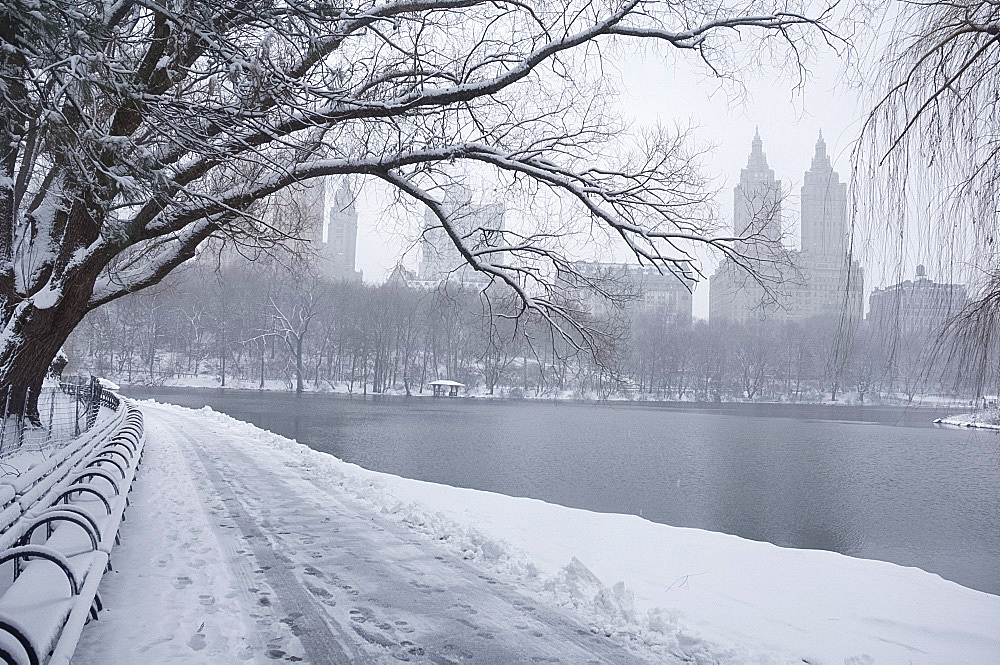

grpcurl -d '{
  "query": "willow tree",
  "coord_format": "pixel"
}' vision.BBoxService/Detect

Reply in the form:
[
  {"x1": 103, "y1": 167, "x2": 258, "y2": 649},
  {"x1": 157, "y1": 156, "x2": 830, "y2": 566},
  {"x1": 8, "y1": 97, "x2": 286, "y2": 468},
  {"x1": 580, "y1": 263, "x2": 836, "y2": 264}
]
[
  {"x1": 0, "y1": 0, "x2": 833, "y2": 418},
  {"x1": 858, "y1": 0, "x2": 1000, "y2": 395}
]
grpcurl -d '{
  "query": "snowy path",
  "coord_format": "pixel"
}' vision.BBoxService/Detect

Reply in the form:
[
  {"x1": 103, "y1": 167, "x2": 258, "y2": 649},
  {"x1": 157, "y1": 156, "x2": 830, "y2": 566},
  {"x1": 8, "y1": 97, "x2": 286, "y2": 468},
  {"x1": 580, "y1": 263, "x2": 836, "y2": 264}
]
[{"x1": 75, "y1": 403, "x2": 655, "y2": 664}]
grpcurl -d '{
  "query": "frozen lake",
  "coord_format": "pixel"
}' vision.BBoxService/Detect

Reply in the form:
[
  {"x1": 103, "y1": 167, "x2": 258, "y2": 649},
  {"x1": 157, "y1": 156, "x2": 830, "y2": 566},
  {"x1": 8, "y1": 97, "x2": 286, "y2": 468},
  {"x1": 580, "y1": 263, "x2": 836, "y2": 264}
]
[{"x1": 124, "y1": 388, "x2": 1000, "y2": 595}]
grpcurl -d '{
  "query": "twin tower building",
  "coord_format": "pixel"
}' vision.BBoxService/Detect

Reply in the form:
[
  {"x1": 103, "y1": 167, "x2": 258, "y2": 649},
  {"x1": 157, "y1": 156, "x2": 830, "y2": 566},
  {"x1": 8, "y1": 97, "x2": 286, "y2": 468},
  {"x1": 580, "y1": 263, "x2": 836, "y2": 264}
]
[{"x1": 709, "y1": 130, "x2": 864, "y2": 324}]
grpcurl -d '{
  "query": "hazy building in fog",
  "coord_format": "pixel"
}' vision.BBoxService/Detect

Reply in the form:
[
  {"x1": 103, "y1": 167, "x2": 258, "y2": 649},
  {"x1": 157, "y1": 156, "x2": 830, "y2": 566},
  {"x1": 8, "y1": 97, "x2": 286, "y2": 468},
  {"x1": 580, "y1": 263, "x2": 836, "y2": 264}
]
[
  {"x1": 559, "y1": 261, "x2": 694, "y2": 322},
  {"x1": 299, "y1": 177, "x2": 327, "y2": 248},
  {"x1": 785, "y1": 133, "x2": 864, "y2": 322},
  {"x1": 417, "y1": 187, "x2": 504, "y2": 288},
  {"x1": 710, "y1": 131, "x2": 863, "y2": 324},
  {"x1": 800, "y1": 131, "x2": 847, "y2": 259},
  {"x1": 709, "y1": 131, "x2": 783, "y2": 323},
  {"x1": 263, "y1": 178, "x2": 361, "y2": 281},
  {"x1": 386, "y1": 264, "x2": 417, "y2": 286},
  {"x1": 321, "y1": 180, "x2": 361, "y2": 281},
  {"x1": 734, "y1": 128, "x2": 784, "y2": 249},
  {"x1": 868, "y1": 265, "x2": 967, "y2": 335}
]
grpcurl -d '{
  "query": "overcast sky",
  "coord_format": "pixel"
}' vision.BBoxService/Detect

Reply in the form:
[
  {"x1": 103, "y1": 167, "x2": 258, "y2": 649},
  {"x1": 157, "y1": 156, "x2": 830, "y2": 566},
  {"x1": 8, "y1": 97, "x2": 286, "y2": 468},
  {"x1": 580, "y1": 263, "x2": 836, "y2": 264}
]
[{"x1": 350, "y1": 32, "x2": 916, "y2": 320}]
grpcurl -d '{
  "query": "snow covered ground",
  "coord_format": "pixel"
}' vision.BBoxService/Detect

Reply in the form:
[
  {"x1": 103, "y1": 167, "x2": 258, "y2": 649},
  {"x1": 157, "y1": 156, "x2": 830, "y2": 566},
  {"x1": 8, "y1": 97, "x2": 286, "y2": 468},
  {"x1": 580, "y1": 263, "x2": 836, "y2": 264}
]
[
  {"x1": 937, "y1": 411, "x2": 1000, "y2": 431},
  {"x1": 75, "y1": 401, "x2": 1000, "y2": 665}
]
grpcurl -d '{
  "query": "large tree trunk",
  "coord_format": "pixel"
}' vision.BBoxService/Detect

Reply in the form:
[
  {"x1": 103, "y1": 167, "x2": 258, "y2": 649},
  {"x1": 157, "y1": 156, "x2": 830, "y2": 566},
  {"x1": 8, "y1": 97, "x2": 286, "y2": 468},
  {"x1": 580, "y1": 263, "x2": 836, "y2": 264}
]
[{"x1": 0, "y1": 288, "x2": 92, "y2": 424}]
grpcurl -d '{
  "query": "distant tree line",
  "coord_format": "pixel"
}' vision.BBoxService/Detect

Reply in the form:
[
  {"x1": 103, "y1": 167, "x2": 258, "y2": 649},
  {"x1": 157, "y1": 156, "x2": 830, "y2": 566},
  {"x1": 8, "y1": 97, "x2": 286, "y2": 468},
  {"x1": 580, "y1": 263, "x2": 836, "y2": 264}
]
[{"x1": 63, "y1": 253, "x2": 988, "y2": 403}]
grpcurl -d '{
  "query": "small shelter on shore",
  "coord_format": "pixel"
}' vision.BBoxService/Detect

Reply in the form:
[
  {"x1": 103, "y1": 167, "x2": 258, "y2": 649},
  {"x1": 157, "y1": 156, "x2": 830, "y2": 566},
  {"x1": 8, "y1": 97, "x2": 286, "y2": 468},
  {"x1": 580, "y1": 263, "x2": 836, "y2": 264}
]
[{"x1": 428, "y1": 379, "x2": 465, "y2": 397}]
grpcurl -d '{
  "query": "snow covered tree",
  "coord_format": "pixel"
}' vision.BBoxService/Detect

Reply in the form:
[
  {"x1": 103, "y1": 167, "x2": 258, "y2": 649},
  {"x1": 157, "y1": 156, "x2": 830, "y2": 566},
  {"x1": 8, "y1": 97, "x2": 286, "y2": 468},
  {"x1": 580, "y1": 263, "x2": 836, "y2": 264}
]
[{"x1": 0, "y1": 0, "x2": 834, "y2": 419}]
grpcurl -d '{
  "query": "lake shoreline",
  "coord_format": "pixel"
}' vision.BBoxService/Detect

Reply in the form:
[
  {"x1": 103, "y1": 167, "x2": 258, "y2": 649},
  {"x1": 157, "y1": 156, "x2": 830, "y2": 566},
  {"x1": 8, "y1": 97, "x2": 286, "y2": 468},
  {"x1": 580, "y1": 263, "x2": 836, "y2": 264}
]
[
  {"x1": 111, "y1": 376, "x2": 974, "y2": 413},
  {"x1": 935, "y1": 414, "x2": 1000, "y2": 431}
]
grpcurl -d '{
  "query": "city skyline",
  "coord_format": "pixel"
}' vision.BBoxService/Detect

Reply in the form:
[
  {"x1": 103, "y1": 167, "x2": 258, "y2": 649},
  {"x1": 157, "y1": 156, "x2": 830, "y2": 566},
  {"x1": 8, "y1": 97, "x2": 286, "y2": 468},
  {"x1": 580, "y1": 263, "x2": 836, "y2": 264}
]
[{"x1": 303, "y1": 124, "x2": 958, "y2": 326}]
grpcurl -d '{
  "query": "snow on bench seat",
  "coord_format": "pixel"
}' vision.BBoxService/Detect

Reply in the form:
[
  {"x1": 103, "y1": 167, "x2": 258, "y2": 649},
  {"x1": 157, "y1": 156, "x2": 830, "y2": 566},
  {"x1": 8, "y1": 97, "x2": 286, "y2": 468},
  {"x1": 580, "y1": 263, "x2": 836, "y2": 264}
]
[
  {"x1": 0, "y1": 503, "x2": 22, "y2": 538},
  {"x1": 0, "y1": 626, "x2": 30, "y2": 665},
  {"x1": 0, "y1": 487, "x2": 14, "y2": 510},
  {"x1": 0, "y1": 546, "x2": 108, "y2": 665}
]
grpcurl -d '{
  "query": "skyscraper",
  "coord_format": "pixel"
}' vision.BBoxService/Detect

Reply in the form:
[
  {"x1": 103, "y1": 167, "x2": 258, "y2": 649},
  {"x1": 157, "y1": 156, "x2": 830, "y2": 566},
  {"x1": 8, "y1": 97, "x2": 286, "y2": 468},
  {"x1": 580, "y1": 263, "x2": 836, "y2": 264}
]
[
  {"x1": 709, "y1": 131, "x2": 783, "y2": 323},
  {"x1": 734, "y1": 128, "x2": 783, "y2": 251},
  {"x1": 788, "y1": 133, "x2": 863, "y2": 321},
  {"x1": 800, "y1": 131, "x2": 847, "y2": 260},
  {"x1": 322, "y1": 179, "x2": 361, "y2": 281}
]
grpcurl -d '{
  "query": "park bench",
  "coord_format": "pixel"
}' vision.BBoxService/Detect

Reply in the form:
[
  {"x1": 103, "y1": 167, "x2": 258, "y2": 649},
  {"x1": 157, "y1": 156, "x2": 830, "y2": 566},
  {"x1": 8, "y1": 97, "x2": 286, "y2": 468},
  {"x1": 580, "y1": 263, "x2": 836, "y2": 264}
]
[{"x1": 0, "y1": 401, "x2": 145, "y2": 665}]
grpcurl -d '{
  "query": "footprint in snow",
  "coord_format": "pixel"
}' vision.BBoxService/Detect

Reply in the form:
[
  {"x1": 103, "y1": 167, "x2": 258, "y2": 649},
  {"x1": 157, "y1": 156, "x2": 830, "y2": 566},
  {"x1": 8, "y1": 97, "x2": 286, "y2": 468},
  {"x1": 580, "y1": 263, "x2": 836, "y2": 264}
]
[
  {"x1": 303, "y1": 581, "x2": 332, "y2": 598},
  {"x1": 349, "y1": 608, "x2": 372, "y2": 624},
  {"x1": 187, "y1": 633, "x2": 207, "y2": 651},
  {"x1": 279, "y1": 615, "x2": 307, "y2": 637}
]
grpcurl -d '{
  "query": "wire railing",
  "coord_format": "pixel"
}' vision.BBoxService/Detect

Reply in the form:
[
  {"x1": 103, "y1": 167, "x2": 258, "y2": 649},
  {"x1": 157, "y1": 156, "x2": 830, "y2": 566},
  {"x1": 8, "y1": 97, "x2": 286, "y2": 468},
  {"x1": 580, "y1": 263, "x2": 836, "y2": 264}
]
[{"x1": 0, "y1": 377, "x2": 120, "y2": 458}]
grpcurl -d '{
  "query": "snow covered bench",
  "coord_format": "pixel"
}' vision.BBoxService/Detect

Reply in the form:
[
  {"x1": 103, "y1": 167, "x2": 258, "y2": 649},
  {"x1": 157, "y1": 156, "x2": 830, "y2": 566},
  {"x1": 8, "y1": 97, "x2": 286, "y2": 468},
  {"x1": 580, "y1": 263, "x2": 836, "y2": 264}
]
[
  {"x1": 0, "y1": 545, "x2": 108, "y2": 665},
  {"x1": 52, "y1": 410, "x2": 146, "y2": 555},
  {"x1": 0, "y1": 402, "x2": 145, "y2": 665},
  {"x1": 0, "y1": 408, "x2": 126, "y2": 544}
]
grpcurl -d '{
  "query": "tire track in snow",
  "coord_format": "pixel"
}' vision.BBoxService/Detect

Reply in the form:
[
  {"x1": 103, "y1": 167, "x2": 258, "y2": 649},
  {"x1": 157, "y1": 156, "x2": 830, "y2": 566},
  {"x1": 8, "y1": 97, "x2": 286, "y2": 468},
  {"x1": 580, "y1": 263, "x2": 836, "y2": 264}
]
[
  {"x1": 167, "y1": 419, "x2": 367, "y2": 664},
  {"x1": 76, "y1": 411, "x2": 269, "y2": 664}
]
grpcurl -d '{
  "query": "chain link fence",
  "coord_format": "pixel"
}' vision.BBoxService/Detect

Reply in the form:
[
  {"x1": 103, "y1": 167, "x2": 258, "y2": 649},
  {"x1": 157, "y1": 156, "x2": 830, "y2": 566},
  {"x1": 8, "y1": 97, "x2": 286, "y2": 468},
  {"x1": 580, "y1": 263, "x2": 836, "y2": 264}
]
[{"x1": 0, "y1": 377, "x2": 121, "y2": 458}]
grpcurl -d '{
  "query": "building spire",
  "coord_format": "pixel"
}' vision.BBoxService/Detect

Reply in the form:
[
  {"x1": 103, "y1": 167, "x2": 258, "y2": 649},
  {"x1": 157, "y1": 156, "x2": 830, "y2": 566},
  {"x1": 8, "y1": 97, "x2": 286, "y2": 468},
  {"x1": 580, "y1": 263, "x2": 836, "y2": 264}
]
[
  {"x1": 810, "y1": 130, "x2": 831, "y2": 172},
  {"x1": 746, "y1": 129, "x2": 768, "y2": 171},
  {"x1": 334, "y1": 177, "x2": 355, "y2": 212}
]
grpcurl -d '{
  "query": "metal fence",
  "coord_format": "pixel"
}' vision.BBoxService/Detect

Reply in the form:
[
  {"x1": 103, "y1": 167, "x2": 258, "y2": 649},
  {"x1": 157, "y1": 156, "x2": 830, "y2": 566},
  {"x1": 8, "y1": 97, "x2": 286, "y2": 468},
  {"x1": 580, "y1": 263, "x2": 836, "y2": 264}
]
[{"x1": 0, "y1": 377, "x2": 121, "y2": 457}]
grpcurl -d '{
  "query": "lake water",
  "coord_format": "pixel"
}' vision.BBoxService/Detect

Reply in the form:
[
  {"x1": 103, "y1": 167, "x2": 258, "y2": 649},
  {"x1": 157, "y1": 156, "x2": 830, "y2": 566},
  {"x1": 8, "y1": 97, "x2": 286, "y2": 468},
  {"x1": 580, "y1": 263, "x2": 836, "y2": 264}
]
[{"x1": 124, "y1": 388, "x2": 1000, "y2": 595}]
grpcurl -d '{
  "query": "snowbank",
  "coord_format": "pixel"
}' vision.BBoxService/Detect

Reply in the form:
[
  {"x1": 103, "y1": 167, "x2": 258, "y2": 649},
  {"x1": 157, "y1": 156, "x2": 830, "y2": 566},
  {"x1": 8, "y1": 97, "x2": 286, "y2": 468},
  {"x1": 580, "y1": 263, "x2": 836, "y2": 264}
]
[
  {"x1": 146, "y1": 401, "x2": 1000, "y2": 665},
  {"x1": 936, "y1": 410, "x2": 1000, "y2": 431}
]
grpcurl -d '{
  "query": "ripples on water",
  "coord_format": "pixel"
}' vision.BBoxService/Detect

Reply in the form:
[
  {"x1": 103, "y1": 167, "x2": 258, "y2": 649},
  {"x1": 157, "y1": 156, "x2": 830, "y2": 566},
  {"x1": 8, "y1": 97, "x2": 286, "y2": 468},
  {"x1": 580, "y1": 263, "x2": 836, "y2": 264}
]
[{"x1": 126, "y1": 388, "x2": 1000, "y2": 595}]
